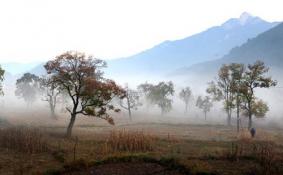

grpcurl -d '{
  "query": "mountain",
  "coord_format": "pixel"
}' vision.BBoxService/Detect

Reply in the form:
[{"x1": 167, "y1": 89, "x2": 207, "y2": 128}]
[
  {"x1": 0, "y1": 62, "x2": 41, "y2": 75},
  {"x1": 171, "y1": 22, "x2": 283, "y2": 84},
  {"x1": 106, "y1": 12, "x2": 278, "y2": 77},
  {"x1": 221, "y1": 21, "x2": 283, "y2": 66},
  {"x1": 29, "y1": 63, "x2": 46, "y2": 76}
]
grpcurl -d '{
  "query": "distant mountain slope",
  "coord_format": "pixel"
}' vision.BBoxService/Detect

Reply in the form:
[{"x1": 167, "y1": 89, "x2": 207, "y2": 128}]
[
  {"x1": 107, "y1": 12, "x2": 278, "y2": 76},
  {"x1": 172, "y1": 22, "x2": 283, "y2": 83},
  {"x1": 29, "y1": 63, "x2": 46, "y2": 76},
  {"x1": 221, "y1": 21, "x2": 283, "y2": 66},
  {"x1": 0, "y1": 62, "x2": 40, "y2": 75}
]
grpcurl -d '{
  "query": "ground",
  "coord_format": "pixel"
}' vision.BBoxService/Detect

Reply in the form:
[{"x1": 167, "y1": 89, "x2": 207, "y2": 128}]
[{"x1": 0, "y1": 109, "x2": 283, "y2": 175}]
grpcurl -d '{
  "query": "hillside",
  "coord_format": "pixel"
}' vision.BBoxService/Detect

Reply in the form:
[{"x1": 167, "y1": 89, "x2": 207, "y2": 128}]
[
  {"x1": 106, "y1": 13, "x2": 278, "y2": 76},
  {"x1": 172, "y1": 22, "x2": 283, "y2": 84},
  {"x1": 0, "y1": 62, "x2": 40, "y2": 75}
]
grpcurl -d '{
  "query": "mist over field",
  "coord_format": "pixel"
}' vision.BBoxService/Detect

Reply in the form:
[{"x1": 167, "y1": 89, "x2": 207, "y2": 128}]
[
  {"x1": 0, "y1": 1, "x2": 283, "y2": 174},
  {"x1": 0, "y1": 15, "x2": 281, "y2": 132}
]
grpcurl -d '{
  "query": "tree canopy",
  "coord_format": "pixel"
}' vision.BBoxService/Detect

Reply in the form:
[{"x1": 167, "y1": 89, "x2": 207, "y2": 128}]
[
  {"x1": 196, "y1": 95, "x2": 213, "y2": 120},
  {"x1": 179, "y1": 87, "x2": 192, "y2": 114},
  {"x1": 40, "y1": 76, "x2": 61, "y2": 119},
  {"x1": 138, "y1": 81, "x2": 174, "y2": 115},
  {"x1": 207, "y1": 63, "x2": 244, "y2": 125},
  {"x1": 15, "y1": 73, "x2": 41, "y2": 106},
  {"x1": 239, "y1": 61, "x2": 277, "y2": 128},
  {"x1": 44, "y1": 51, "x2": 125, "y2": 137},
  {"x1": 119, "y1": 85, "x2": 142, "y2": 120}
]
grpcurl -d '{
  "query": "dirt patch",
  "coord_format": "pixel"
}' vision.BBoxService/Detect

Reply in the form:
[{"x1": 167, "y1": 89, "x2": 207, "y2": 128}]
[
  {"x1": 73, "y1": 162, "x2": 185, "y2": 175},
  {"x1": 57, "y1": 155, "x2": 195, "y2": 175}
]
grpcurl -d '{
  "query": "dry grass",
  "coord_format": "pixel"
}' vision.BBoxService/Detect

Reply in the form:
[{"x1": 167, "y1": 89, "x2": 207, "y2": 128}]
[
  {"x1": 0, "y1": 118, "x2": 283, "y2": 174},
  {"x1": 222, "y1": 138, "x2": 280, "y2": 175},
  {"x1": 0, "y1": 127, "x2": 49, "y2": 154},
  {"x1": 104, "y1": 129, "x2": 157, "y2": 153},
  {"x1": 252, "y1": 142, "x2": 278, "y2": 175}
]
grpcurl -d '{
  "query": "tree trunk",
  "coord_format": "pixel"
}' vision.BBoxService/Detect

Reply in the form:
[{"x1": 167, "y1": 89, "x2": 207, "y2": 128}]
[
  {"x1": 126, "y1": 95, "x2": 132, "y2": 121},
  {"x1": 161, "y1": 108, "x2": 164, "y2": 116},
  {"x1": 248, "y1": 102, "x2": 252, "y2": 129},
  {"x1": 185, "y1": 102, "x2": 188, "y2": 114},
  {"x1": 236, "y1": 99, "x2": 240, "y2": 133},
  {"x1": 204, "y1": 112, "x2": 207, "y2": 120},
  {"x1": 50, "y1": 106, "x2": 56, "y2": 119},
  {"x1": 27, "y1": 101, "x2": 32, "y2": 108},
  {"x1": 49, "y1": 99, "x2": 57, "y2": 119},
  {"x1": 66, "y1": 114, "x2": 76, "y2": 138},
  {"x1": 248, "y1": 115, "x2": 252, "y2": 129},
  {"x1": 128, "y1": 108, "x2": 132, "y2": 121},
  {"x1": 227, "y1": 109, "x2": 232, "y2": 126}
]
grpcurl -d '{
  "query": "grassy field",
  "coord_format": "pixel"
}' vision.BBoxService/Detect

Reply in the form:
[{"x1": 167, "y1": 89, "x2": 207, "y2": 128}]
[{"x1": 0, "y1": 111, "x2": 283, "y2": 175}]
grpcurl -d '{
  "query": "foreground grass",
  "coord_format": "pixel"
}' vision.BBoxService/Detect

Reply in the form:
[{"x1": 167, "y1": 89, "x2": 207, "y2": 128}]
[{"x1": 0, "y1": 124, "x2": 283, "y2": 175}]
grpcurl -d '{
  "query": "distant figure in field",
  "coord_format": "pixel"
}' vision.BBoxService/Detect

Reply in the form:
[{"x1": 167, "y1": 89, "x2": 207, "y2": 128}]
[{"x1": 250, "y1": 128, "x2": 256, "y2": 138}]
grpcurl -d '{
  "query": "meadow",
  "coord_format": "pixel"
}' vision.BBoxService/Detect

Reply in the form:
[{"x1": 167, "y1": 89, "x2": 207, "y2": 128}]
[{"x1": 0, "y1": 109, "x2": 283, "y2": 175}]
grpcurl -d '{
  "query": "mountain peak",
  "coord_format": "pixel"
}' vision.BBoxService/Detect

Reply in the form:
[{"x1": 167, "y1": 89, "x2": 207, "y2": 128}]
[
  {"x1": 239, "y1": 12, "x2": 253, "y2": 25},
  {"x1": 107, "y1": 13, "x2": 276, "y2": 77},
  {"x1": 222, "y1": 12, "x2": 264, "y2": 29}
]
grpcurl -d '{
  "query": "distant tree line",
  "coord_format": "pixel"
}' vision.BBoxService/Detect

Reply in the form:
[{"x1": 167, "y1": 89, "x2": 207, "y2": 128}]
[{"x1": 0, "y1": 50, "x2": 276, "y2": 137}]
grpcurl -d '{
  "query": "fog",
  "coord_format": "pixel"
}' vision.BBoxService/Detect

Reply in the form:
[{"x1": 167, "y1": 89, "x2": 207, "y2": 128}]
[{"x1": 1, "y1": 68, "x2": 282, "y2": 132}]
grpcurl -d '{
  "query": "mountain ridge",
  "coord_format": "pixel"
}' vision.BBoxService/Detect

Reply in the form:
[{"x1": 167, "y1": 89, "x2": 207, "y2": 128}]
[
  {"x1": 106, "y1": 12, "x2": 278, "y2": 77},
  {"x1": 4, "y1": 12, "x2": 279, "y2": 80},
  {"x1": 170, "y1": 22, "x2": 283, "y2": 84}
]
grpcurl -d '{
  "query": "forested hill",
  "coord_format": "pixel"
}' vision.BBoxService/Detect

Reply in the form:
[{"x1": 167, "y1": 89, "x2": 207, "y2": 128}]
[{"x1": 172, "y1": 22, "x2": 283, "y2": 81}]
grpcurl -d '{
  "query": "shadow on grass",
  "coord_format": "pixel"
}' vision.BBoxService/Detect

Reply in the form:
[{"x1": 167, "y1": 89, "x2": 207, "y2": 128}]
[{"x1": 45, "y1": 154, "x2": 218, "y2": 175}]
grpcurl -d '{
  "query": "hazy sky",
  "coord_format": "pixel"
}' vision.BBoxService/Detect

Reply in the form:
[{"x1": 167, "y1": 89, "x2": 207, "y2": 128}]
[{"x1": 0, "y1": 0, "x2": 282, "y2": 63}]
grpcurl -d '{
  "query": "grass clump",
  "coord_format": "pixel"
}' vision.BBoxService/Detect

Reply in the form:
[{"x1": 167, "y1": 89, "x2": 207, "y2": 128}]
[
  {"x1": 0, "y1": 126, "x2": 49, "y2": 153},
  {"x1": 105, "y1": 129, "x2": 156, "y2": 152}
]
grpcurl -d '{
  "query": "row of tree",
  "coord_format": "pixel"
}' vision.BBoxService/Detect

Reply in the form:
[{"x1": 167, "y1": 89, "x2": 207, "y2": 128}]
[
  {"x1": 0, "y1": 51, "x2": 276, "y2": 137},
  {"x1": 124, "y1": 82, "x2": 211, "y2": 120},
  {"x1": 12, "y1": 52, "x2": 125, "y2": 137},
  {"x1": 206, "y1": 61, "x2": 276, "y2": 130},
  {"x1": 99, "y1": 61, "x2": 277, "y2": 131}
]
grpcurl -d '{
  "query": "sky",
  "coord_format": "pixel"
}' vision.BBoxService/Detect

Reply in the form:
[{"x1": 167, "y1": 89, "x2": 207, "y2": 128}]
[{"x1": 0, "y1": 0, "x2": 282, "y2": 63}]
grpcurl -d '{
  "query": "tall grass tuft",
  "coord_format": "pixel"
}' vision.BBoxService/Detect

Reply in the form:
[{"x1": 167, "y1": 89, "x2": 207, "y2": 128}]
[
  {"x1": 0, "y1": 127, "x2": 49, "y2": 153},
  {"x1": 105, "y1": 129, "x2": 156, "y2": 153}
]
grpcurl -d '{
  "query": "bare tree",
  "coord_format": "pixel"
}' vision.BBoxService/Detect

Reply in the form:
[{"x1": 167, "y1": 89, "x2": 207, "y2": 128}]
[
  {"x1": 40, "y1": 76, "x2": 61, "y2": 119},
  {"x1": 119, "y1": 85, "x2": 142, "y2": 120}
]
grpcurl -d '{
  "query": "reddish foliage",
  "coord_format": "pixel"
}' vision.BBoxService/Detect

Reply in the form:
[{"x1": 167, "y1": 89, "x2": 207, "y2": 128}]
[{"x1": 44, "y1": 51, "x2": 126, "y2": 135}]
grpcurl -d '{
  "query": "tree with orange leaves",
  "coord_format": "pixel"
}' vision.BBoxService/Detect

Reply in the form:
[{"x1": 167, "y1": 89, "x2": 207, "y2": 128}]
[{"x1": 44, "y1": 51, "x2": 125, "y2": 137}]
